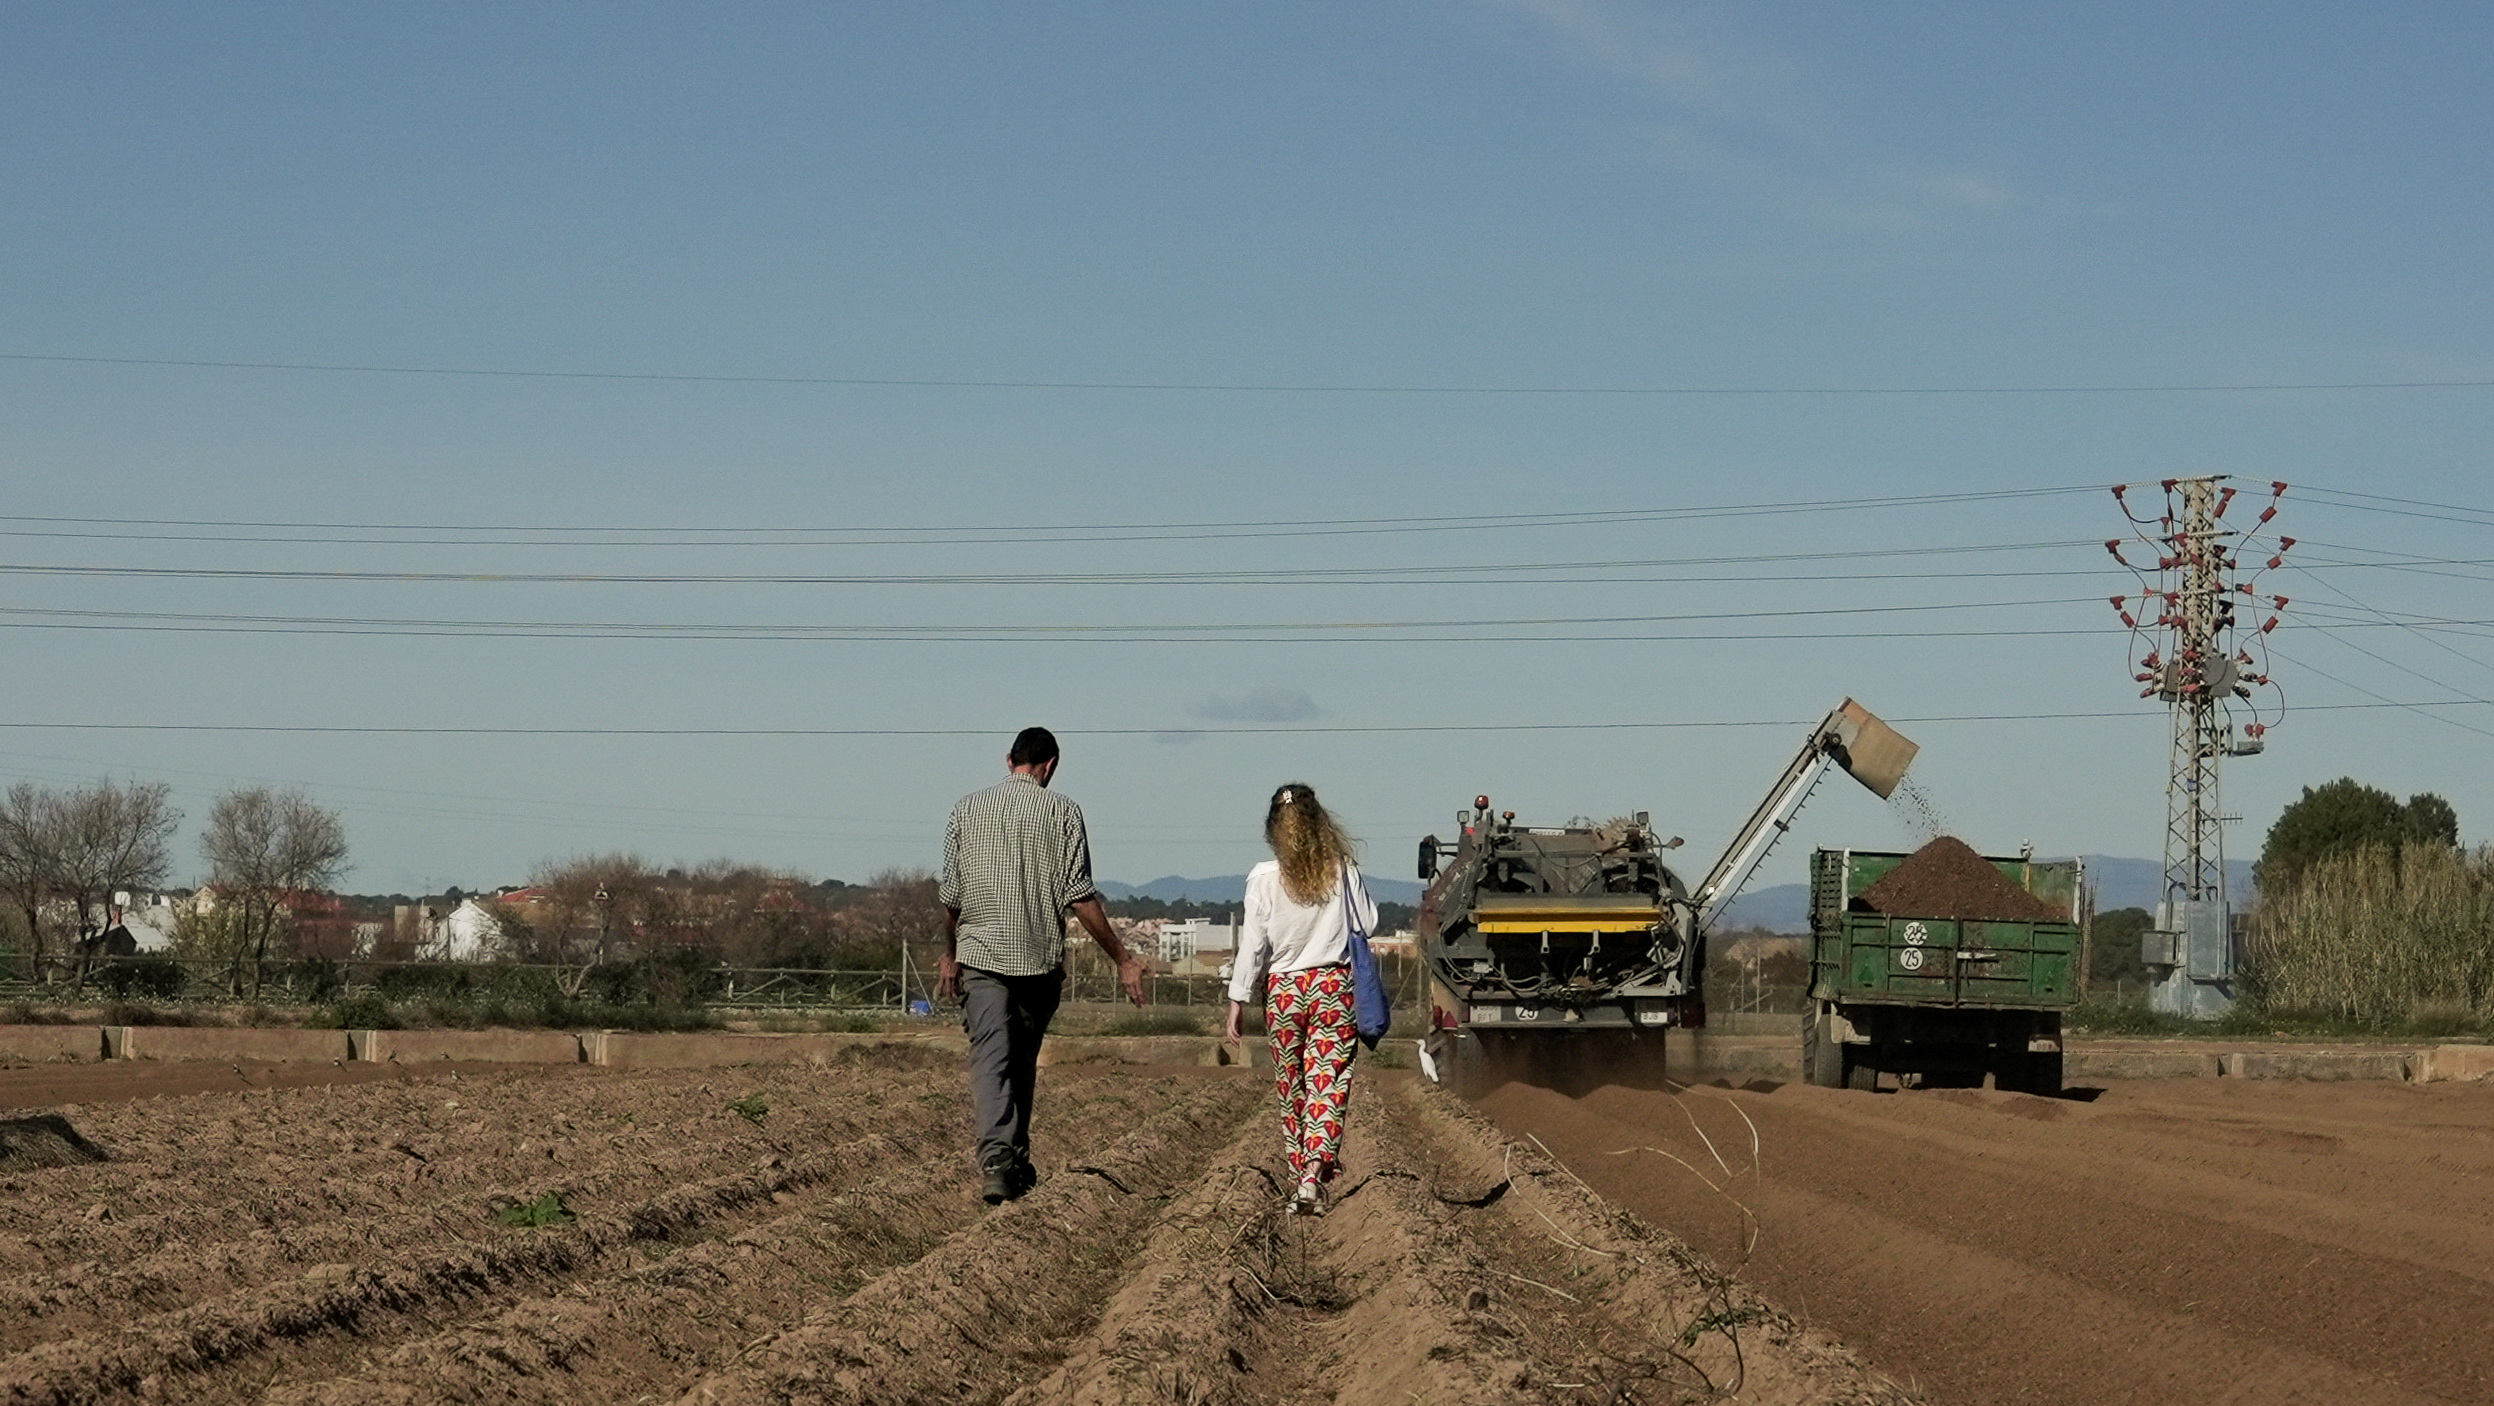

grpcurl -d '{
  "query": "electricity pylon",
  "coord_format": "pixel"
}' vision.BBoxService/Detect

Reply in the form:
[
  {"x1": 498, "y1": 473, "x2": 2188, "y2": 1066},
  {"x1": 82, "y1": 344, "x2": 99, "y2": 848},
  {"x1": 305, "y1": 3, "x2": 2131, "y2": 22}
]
[{"x1": 2109, "y1": 478, "x2": 2292, "y2": 1017}]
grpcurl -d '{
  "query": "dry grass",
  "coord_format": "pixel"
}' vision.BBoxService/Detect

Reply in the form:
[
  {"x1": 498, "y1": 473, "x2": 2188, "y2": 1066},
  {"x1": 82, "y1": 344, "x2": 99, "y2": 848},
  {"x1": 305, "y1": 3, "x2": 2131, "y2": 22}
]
[{"x1": 2247, "y1": 844, "x2": 2494, "y2": 1031}]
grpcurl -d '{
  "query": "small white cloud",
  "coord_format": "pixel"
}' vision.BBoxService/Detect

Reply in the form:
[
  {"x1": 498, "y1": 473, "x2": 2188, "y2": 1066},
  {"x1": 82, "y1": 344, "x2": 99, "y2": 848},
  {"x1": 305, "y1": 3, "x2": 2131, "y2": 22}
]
[
  {"x1": 1192, "y1": 688, "x2": 1323, "y2": 724},
  {"x1": 1489, "y1": 0, "x2": 2019, "y2": 231}
]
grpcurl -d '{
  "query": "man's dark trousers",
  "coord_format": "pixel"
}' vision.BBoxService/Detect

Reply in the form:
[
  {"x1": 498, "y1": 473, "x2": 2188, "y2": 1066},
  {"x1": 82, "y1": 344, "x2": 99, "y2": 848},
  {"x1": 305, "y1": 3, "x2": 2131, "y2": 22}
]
[{"x1": 960, "y1": 965, "x2": 1065, "y2": 1174}]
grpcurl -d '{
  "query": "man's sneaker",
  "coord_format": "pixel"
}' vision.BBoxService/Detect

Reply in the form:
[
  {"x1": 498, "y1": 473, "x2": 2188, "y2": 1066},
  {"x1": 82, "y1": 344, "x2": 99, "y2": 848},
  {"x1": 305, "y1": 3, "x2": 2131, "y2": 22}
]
[
  {"x1": 979, "y1": 1157, "x2": 1016, "y2": 1206},
  {"x1": 1007, "y1": 1153, "x2": 1038, "y2": 1200}
]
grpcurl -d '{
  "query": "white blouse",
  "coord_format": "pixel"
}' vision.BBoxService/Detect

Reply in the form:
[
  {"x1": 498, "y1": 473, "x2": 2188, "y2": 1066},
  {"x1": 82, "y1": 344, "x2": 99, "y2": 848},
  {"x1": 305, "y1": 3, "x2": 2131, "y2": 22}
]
[{"x1": 1227, "y1": 859, "x2": 1379, "y2": 1003}]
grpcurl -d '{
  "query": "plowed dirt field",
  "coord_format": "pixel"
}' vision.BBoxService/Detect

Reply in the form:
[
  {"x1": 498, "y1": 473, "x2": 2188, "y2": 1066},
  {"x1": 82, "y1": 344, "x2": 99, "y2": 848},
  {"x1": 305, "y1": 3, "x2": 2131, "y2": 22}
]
[
  {"x1": 1471, "y1": 1058, "x2": 2494, "y2": 1406},
  {"x1": 0, "y1": 1049, "x2": 1901, "y2": 1405}
]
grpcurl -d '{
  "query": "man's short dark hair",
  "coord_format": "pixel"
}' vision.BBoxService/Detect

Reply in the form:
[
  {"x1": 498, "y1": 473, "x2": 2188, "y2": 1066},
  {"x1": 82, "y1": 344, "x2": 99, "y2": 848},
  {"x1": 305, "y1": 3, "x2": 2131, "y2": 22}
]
[{"x1": 1008, "y1": 726, "x2": 1060, "y2": 767}]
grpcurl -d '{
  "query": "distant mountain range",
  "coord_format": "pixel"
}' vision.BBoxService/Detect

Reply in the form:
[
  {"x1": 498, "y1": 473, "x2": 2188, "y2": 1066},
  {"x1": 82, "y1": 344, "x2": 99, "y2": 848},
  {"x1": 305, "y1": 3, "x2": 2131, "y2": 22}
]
[
  {"x1": 1713, "y1": 854, "x2": 2257, "y2": 933},
  {"x1": 1102, "y1": 854, "x2": 2253, "y2": 933}
]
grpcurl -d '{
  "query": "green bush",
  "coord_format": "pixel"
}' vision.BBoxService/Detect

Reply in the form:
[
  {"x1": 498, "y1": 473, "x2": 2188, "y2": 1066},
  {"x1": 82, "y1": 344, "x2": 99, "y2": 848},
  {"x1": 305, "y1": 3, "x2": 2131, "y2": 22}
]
[
  {"x1": 320, "y1": 993, "x2": 400, "y2": 1030},
  {"x1": 1096, "y1": 1010, "x2": 1206, "y2": 1037},
  {"x1": 2066, "y1": 995, "x2": 2194, "y2": 1037},
  {"x1": 98, "y1": 956, "x2": 190, "y2": 1001}
]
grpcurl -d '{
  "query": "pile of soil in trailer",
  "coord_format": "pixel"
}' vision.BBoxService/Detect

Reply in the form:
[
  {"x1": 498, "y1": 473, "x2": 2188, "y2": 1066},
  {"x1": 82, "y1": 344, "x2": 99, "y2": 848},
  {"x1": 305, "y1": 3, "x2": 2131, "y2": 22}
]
[{"x1": 1853, "y1": 835, "x2": 2062, "y2": 922}]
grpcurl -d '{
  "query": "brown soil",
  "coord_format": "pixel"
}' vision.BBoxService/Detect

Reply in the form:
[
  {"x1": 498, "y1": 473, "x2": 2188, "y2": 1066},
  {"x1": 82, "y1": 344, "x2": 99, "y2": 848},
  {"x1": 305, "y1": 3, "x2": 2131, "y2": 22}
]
[
  {"x1": 1470, "y1": 1067, "x2": 2494, "y2": 1406},
  {"x1": 28, "y1": 1036, "x2": 2477, "y2": 1405},
  {"x1": 1853, "y1": 836, "x2": 2062, "y2": 922},
  {"x1": 0, "y1": 1048, "x2": 1897, "y2": 1405}
]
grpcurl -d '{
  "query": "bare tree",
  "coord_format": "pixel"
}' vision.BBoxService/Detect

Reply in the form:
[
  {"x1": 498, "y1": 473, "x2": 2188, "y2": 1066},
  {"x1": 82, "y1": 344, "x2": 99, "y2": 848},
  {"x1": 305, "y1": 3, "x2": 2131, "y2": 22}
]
[
  {"x1": 832, "y1": 868, "x2": 946, "y2": 971},
  {"x1": 0, "y1": 783, "x2": 64, "y2": 976},
  {"x1": 199, "y1": 786, "x2": 349, "y2": 995},
  {"x1": 53, "y1": 779, "x2": 181, "y2": 957},
  {"x1": 516, "y1": 853, "x2": 663, "y2": 994}
]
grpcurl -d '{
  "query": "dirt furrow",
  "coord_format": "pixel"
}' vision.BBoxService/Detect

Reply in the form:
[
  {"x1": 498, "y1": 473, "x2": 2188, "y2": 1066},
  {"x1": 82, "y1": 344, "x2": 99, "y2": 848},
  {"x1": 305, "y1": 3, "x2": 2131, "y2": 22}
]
[
  {"x1": 674, "y1": 1075, "x2": 1265, "y2": 1406},
  {"x1": 1354, "y1": 1075, "x2": 1910, "y2": 1406},
  {"x1": 242, "y1": 1073, "x2": 1212, "y2": 1405},
  {"x1": 1004, "y1": 1117, "x2": 1282, "y2": 1406},
  {"x1": 0, "y1": 1059, "x2": 963, "y2": 1354},
  {"x1": 0, "y1": 1122, "x2": 937, "y2": 1406}
]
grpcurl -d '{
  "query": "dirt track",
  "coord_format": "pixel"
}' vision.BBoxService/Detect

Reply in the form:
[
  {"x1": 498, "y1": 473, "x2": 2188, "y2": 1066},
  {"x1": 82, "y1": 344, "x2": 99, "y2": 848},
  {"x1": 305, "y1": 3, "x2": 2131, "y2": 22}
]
[{"x1": 1470, "y1": 1061, "x2": 2494, "y2": 1406}]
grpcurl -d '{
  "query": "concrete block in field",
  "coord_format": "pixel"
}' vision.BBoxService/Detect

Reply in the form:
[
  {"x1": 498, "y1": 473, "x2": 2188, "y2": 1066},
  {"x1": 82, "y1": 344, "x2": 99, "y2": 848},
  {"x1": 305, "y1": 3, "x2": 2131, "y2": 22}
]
[
  {"x1": 109, "y1": 1026, "x2": 350, "y2": 1063},
  {"x1": 2066, "y1": 1047, "x2": 2225, "y2": 1081},
  {"x1": 2417, "y1": 1044, "x2": 2494, "y2": 1084},
  {"x1": 2221, "y1": 1049, "x2": 2412, "y2": 1082},
  {"x1": 353, "y1": 1029, "x2": 584, "y2": 1064},
  {"x1": 586, "y1": 1030, "x2": 963, "y2": 1069},
  {"x1": 0, "y1": 1025, "x2": 106, "y2": 1063}
]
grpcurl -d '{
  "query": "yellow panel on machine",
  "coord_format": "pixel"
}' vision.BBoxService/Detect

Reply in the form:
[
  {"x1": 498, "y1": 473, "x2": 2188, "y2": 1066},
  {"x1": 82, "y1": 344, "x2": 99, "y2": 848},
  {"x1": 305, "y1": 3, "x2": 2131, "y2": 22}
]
[
  {"x1": 1477, "y1": 916, "x2": 1659, "y2": 933},
  {"x1": 1472, "y1": 893, "x2": 1661, "y2": 933}
]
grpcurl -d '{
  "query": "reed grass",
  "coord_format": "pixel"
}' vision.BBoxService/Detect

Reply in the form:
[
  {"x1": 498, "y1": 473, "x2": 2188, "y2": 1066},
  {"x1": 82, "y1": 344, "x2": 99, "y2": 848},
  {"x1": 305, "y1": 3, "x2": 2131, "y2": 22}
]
[{"x1": 2246, "y1": 844, "x2": 2494, "y2": 1032}]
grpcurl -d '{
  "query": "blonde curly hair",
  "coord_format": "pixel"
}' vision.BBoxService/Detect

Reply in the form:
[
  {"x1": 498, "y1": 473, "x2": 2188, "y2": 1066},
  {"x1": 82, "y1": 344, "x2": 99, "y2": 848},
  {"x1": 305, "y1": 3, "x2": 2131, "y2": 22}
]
[{"x1": 1265, "y1": 781, "x2": 1355, "y2": 907}]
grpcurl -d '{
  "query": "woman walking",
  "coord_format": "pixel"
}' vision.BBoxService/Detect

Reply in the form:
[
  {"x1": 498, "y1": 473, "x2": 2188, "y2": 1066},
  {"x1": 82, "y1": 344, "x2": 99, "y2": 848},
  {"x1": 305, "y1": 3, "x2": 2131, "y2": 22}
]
[{"x1": 1226, "y1": 782, "x2": 1378, "y2": 1215}]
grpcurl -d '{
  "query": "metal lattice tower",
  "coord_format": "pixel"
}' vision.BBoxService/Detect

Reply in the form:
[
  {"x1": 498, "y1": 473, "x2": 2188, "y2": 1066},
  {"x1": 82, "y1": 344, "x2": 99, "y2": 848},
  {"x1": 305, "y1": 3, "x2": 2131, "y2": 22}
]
[{"x1": 2108, "y1": 477, "x2": 2292, "y2": 1017}]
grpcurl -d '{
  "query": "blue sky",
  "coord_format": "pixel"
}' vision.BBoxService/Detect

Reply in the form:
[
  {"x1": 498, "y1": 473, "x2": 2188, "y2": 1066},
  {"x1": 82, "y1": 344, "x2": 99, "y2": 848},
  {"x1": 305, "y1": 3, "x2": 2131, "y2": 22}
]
[{"x1": 5, "y1": 2, "x2": 2490, "y2": 896}]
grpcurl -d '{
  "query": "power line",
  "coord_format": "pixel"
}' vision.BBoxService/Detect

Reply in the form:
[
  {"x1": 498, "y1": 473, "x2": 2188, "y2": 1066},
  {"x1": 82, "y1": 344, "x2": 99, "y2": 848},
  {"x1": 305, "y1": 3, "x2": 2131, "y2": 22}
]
[
  {"x1": 0, "y1": 701, "x2": 2476, "y2": 737},
  {"x1": 2268, "y1": 648, "x2": 2494, "y2": 742},
  {"x1": 10, "y1": 351, "x2": 2494, "y2": 396},
  {"x1": 0, "y1": 540, "x2": 2109, "y2": 584},
  {"x1": 0, "y1": 486, "x2": 2101, "y2": 544},
  {"x1": 0, "y1": 595, "x2": 2107, "y2": 639}
]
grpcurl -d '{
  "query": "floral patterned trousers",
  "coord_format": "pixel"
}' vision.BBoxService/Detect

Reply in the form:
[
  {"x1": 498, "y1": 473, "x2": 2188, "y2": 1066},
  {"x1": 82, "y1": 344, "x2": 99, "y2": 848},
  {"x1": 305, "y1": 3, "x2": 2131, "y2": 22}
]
[{"x1": 1267, "y1": 963, "x2": 1358, "y2": 1187}]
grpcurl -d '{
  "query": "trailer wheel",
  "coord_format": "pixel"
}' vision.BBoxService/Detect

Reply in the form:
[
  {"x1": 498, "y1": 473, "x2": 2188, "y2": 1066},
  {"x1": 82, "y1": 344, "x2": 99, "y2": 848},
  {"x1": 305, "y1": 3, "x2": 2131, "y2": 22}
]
[
  {"x1": 1801, "y1": 1005, "x2": 1843, "y2": 1087},
  {"x1": 2024, "y1": 1050, "x2": 2063, "y2": 1098},
  {"x1": 1842, "y1": 1045, "x2": 1879, "y2": 1091}
]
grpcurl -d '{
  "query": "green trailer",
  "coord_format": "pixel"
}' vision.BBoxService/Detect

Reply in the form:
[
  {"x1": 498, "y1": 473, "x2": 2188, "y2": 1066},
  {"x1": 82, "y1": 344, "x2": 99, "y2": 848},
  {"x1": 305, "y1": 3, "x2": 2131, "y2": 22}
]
[{"x1": 1801, "y1": 847, "x2": 2081, "y2": 1095}]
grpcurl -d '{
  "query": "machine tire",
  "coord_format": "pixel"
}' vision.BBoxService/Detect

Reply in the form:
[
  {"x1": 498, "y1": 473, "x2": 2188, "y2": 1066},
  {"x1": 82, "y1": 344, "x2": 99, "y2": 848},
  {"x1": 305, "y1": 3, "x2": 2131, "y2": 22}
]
[
  {"x1": 1801, "y1": 1005, "x2": 1844, "y2": 1088},
  {"x1": 2025, "y1": 1050, "x2": 2063, "y2": 1098},
  {"x1": 1842, "y1": 1044, "x2": 1879, "y2": 1091}
]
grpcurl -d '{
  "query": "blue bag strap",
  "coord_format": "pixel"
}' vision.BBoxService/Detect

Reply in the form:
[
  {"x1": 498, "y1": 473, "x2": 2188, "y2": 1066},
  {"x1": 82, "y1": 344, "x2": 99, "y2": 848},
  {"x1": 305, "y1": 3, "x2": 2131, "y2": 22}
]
[{"x1": 1339, "y1": 863, "x2": 1368, "y2": 941}]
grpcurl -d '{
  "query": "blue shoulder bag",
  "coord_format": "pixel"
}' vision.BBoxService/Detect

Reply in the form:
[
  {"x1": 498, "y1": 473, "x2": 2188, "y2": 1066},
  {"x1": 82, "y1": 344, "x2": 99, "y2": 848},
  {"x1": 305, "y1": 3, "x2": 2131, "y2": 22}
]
[{"x1": 1340, "y1": 865, "x2": 1391, "y2": 1048}]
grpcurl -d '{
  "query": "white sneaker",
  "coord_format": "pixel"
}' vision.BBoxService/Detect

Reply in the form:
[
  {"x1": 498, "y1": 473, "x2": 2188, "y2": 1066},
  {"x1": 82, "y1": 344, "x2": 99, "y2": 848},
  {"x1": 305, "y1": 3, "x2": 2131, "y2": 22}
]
[{"x1": 1291, "y1": 1180, "x2": 1324, "y2": 1216}]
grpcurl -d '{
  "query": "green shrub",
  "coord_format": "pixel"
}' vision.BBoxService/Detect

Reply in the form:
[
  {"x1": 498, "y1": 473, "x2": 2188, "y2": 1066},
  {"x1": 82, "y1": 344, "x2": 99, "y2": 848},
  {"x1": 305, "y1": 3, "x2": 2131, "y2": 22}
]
[
  {"x1": 319, "y1": 993, "x2": 400, "y2": 1030},
  {"x1": 97, "y1": 957, "x2": 190, "y2": 1001},
  {"x1": 1096, "y1": 1010, "x2": 1206, "y2": 1037},
  {"x1": 494, "y1": 1191, "x2": 576, "y2": 1227},
  {"x1": 98, "y1": 1000, "x2": 198, "y2": 1028},
  {"x1": 2065, "y1": 995, "x2": 2194, "y2": 1037}
]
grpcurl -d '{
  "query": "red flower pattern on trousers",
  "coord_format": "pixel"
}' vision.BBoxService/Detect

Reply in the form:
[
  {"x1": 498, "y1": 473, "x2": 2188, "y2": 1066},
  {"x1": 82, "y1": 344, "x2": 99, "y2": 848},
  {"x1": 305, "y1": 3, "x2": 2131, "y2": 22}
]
[{"x1": 1267, "y1": 965, "x2": 1357, "y2": 1185}]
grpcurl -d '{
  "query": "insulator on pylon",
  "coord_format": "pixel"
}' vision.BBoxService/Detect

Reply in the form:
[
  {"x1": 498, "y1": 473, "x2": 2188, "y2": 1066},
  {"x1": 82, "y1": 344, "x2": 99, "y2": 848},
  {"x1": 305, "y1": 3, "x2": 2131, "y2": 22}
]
[
  {"x1": 2216, "y1": 488, "x2": 2237, "y2": 515},
  {"x1": 2271, "y1": 595, "x2": 2289, "y2": 608},
  {"x1": 2265, "y1": 554, "x2": 2284, "y2": 569},
  {"x1": 2278, "y1": 537, "x2": 2295, "y2": 551},
  {"x1": 2161, "y1": 479, "x2": 2179, "y2": 491},
  {"x1": 2261, "y1": 617, "x2": 2281, "y2": 633},
  {"x1": 2256, "y1": 505, "x2": 2276, "y2": 525}
]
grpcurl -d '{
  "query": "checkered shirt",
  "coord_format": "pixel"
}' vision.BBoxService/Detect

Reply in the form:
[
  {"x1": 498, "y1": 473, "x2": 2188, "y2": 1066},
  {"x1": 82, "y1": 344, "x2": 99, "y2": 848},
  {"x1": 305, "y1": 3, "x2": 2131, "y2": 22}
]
[{"x1": 939, "y1": 772, "x2": 1100, "y2": 976}]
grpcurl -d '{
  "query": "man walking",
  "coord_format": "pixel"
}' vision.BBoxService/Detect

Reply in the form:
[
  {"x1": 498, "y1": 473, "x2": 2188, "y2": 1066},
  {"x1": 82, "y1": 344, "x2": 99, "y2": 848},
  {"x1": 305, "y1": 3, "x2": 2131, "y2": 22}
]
[{"x1": 938, "y1": 726, "x2": 1146, "y2": 1204}]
